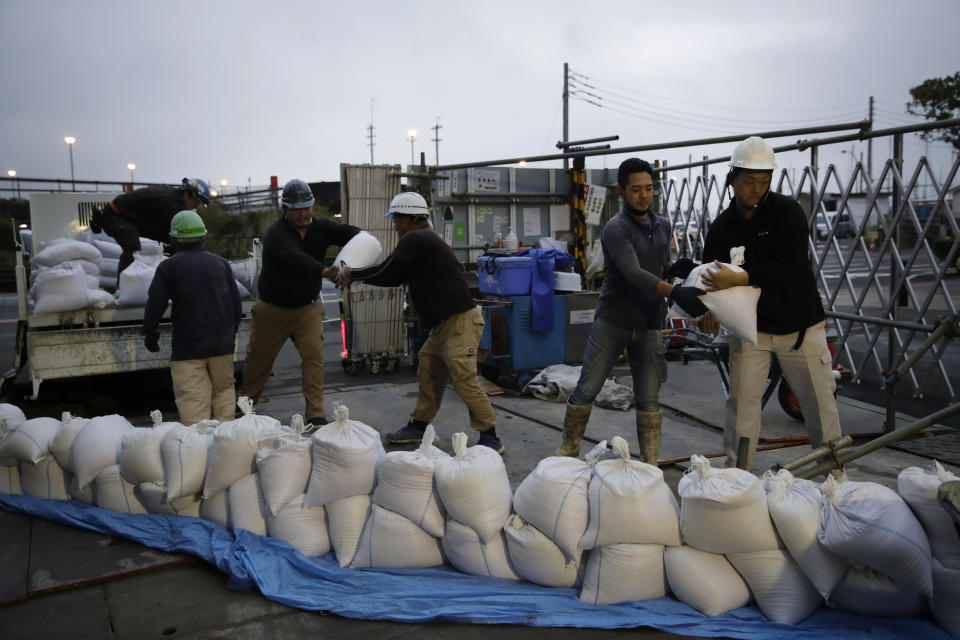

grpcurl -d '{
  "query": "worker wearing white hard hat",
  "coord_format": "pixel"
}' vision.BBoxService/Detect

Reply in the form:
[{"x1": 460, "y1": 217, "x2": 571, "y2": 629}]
[
  {"x1": 330, "y1": 191, "x2": 504, "y2": 453},
  {"x1": 699, "y1": 136, "x2": 842, "y2": 472}
]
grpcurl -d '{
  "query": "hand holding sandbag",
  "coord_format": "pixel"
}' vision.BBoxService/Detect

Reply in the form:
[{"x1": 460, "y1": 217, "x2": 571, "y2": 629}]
[{"x1": 668, "y1": 286, "x2": 708, "y2": 318}]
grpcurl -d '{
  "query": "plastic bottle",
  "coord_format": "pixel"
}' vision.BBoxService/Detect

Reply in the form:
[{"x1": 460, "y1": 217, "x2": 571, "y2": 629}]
[{"x1": 504, "y1": 228, "x2": 518, "y2": 251}]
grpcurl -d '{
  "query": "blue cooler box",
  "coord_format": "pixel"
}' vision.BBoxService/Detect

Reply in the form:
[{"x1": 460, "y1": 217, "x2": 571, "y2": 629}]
[{"x1": 478, "y1": 256, "x2": 533, "y2": 296}]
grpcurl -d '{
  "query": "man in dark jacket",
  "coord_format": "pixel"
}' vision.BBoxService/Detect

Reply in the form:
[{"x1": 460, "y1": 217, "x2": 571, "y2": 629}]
[
  {"x1": 143, "y1": 210, "x2": 241, "y2": 425},
  {"x1": 238, "y1": 178, "x2": 360, "y2": 426},
  {"x1": 331, "y1": 191, "x2": 504, "y2": 453},
  {"x1": 555, "y1": 158, "x2": 707, "y2": 462},
  {"x1": 701, "y1": 136, "x2": 842, "y2": 471},
  {"x1": 95, "y1": 178, "x2": 211, "y2": 277}
]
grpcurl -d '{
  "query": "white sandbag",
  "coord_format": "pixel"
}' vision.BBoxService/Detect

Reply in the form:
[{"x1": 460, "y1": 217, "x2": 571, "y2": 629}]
[
  {"x1": 932, "y1": 559, "x2": 960, "y2": 637},
  {"x1": 138, "y1": 252, "x2": 165, "y2": 267},
  {"x1": 682, "y1": 261, "x2": 760, "y2": 346},
  {"x1": 161, "y1": 419, "x2": 217, "y2": 501},
  {"x1": 94, "y1": 464, "x2": 147, "y2": 514},
  {"x1": 100, "y1": 257, "x2": 119, "y2": 277},
  {"x1": 32, "y1": 259, "x2": 100, "y2": 278},
  {"x1": 200, "y1": 489, "x2": 228, "y2": 527},
  {"x1": 331, "y1": 231, "x2": 382, "y2": 271},
  {"x1": 678, "y1": 454, "x2": 780, "y2": 554},
  {"x1": 203, "y1": 397, "x2": 281, "y2": 499},
  {"x1": 30, "y1": 264, "x2": 98, "y2": 295},
  {"x1": 0, "y1": 404, "x2": 27, "y2": 430},
  {"x1": 92, "y1": 238, "x2": 122, "y2": 259},
  {"x1": 119, "y1": 410, "x2": 179, "y2": 484},
  {"x1": 819, "y1": 475, "x2": 933, "y2": 598},
  {"x1": 435, "y1": 432, "x2": 512, "y2": 544},
  {"x1": 503, "y1": 513, "x2": 580, "y2": 588},
  {"x1": 116, "y1": 253, "x2": 158, "y2": 307},
  {"x1": 579, "y1": 543, "x2": 667, "y2": 605},
  {"x1": 522, "y1": 364, "x2": 635, "y2": 411},
  {"x1": 19, "y1": 455, "x2": 71, "y2": 500},
  {"x1": 30, "y1": 264, "x2": 114, "y2": 314},
  {"x1": 137, "y1": 481, "x2": 201, "y2": 517},
  {"x1": 139, "y1": 237, "x2": 163, "y2": 255},
  {"x1": 325, "y1": 493, "x2": 371, "y2": 567},
  {"x1": 727, "y1": 549, "x2": 823, "y2": 625},
  {"x1": 305, "y1": 401, "x2": 384, "y2": 507},
  {"x1": 227, "y1": 473, "x2": 268, "y2": 536},
  {"x1": 0, "y1": 416, "x2": 61, "y2": 464},
  {"x1": 69, "y1": 414, "x2": 133, "y2": 490},
  {"x1": 256, "y1": 415, "x2": 311, "y2": 516},
  {"x1": 266, "y1": 494, "x2": 331, "y2": 557},
  {"x1": 512, "y1": 454, "x2": 591, "y2": 560},
  {"x1": 827, "y1": 563, "x2": 927, "y2": 618},
  {"x1": 49, "y1": 412, "x2": 89, "y2": 470},
  {"x1": 70, "y1": 474, "x2": 95, "y2": 504},
  {"x1": 898, "y1": 461, "x2": 960, "y2": 568},
  {"x1": 762, "y1": 469, "x2": 845, "y2": 598},
  {"x1": 441, "y1": 517, "x2": 518, "y2": 580},
  {"x1": 372, "y1": 424, "x2": 448, "y2": 537},
  {"x1": 350, "y1": 504, "x2": 444, "y2": 569},
  {"x1": 30, "y1": 239, "x2": 102, "y2": 267},
  {"x1": 0, "y1": 464, "x2": 21, "y2": 494},
  {"x1": 580, "y1": 436, "x2": 681, "y2": 550},
  {"x1": 664, "y1": 545, "x2": 751, "y2": 617}
]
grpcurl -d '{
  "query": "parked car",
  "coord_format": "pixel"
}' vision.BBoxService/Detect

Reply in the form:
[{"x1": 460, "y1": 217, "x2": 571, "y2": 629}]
[{"x1": 816, "y1": 212, "x2": 856, "y2": 240}]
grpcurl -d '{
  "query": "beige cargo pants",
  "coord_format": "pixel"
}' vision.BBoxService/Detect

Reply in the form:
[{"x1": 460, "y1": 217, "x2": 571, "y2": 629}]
[
  {"x1": 239, "y1": 299, "x2": 326, "y2": 421},
  {"x1": 724, "y1": 320, "x2": 842, "y2": 470},
  {"x1": 170, "y1": 353, "x2": 236, "y2": 425},
  {"x1": 412, "y1": 306, "x2": 496, "y2": 433}
]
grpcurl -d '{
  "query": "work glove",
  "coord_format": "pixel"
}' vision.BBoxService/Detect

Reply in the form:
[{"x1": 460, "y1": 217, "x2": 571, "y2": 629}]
[
  {"x1": 668, "y1": 257, "x2": 697, "y2": 280},
  {"x1": 143, "y1": 332, "x2": 160, "y2": 353},
  {"x1": 668, "y1": 286, "x2": 708, "y2": 318}
]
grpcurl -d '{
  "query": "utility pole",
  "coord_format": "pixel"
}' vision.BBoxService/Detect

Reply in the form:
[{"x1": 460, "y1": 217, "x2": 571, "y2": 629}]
[
  {"x1": 867, "y1": 95, "x2": 874, "y2": 184},
  {"x1": 431, "y1": 116, "x2": 442, "y2": 166},
  {"x1": 367, "y1": 99, "x2": 376, "y2": 164},
  {"x1": 562, "y1": 62, "x2": 569, "y2": 171}
]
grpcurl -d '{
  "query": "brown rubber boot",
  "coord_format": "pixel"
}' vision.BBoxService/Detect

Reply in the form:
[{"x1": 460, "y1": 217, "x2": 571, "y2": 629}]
[
  {"x1": 553, "y1": 402, "x2": 592, "y2": 457},
  {"x1": 636, "y1": 410, "x2": 662, "y2": 465}
]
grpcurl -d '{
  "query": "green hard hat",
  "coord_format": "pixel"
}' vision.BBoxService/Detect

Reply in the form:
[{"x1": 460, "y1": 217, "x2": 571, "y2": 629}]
[{"x1": 170, "y1": 210, "x2": 207, "y2": 239}]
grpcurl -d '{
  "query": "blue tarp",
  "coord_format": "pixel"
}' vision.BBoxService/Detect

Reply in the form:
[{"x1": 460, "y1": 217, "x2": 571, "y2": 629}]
[{"x1": 0, "y1": 493, "x2": 950, "y2": 640}]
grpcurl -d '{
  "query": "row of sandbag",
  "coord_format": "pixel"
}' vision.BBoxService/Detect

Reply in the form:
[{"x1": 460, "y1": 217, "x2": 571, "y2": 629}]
[
  {"x1": 0, "y1": 400, "x2": 958, "y2": 635},
  {"x1": 28, "y1": 231, "x2": 164, "y2": 312}
]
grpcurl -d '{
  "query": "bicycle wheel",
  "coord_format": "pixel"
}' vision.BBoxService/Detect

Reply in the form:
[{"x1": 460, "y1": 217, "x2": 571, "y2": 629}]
[{"x1": 777, "y1": 379, "x2": 804, "y2": 422}]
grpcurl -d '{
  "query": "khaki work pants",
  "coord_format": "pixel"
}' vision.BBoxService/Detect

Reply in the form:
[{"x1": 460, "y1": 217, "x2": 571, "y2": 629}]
[
  {"x1": 724, "y1": 321, "x2": 842, "y2": 470},
  {"x1": 170, "y1": 353, "x2": 236, "y2": 425},
  {"x1": 239, "y1": 300, "x2": 326, "y2": 420},
  {"x1": 413, "y1": 306, "x2": 496, "y2": 433}
]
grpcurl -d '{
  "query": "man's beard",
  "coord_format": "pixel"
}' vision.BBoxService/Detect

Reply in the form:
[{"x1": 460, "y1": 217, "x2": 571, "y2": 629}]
[{"x1": 625, "y1": 202, "x2": 651, "y2": 217}]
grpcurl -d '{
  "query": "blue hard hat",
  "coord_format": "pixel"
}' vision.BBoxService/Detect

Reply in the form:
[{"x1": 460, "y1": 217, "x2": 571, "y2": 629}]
[
  {"x1": 281, "y1": 179, "x2": 315, "y2": 209},
  {"x1": 181, "y1": 178, "x2": 211, "y2": 205}
]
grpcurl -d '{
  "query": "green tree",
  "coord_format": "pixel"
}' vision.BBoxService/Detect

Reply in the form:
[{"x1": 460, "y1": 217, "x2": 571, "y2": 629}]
[{"x1": 906, "y1": 71, "x2": 960, "y2": 151}]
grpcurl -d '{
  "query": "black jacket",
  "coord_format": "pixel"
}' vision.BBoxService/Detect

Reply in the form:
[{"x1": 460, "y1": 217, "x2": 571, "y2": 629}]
[
  {"x1": 258, "y1": 217, "x2": 360, "y2": 308},
  {"x1": 702, "y1": 191, "x2": 824, "y2": 335},
  {"x1": 143, "y1": 245, "x2": 242, "y2": 361},
  {"x1": 110, "y1": 185, "x2": 183, "y2": 242}
]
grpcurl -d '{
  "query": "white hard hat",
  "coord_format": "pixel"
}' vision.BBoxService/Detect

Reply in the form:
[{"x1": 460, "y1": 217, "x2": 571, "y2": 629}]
[
  {"x1": 385, "y1": 192, "x2": 430, "y2": 218},
  {"x1": 729, "y1": 136, "x2": 776, "y2": 170}
]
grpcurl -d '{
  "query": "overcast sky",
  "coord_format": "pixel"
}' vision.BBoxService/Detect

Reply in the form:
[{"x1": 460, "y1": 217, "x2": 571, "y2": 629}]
[{"x1": 2, "y1": 0, "x2": 958, "y2": 193}]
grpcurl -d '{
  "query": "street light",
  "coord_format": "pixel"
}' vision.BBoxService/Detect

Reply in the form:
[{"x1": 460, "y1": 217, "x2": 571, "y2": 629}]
[
  {"x1": 7, "y1": 169, "x2": 18, "y2": 200},
  {"x1": 407, "y1": 129, "x2": 417, "y2": 166},
  {"x1": 127, "y1": 163, "x2": 136, "y2": 185},
  {"x1": 220, "y1": 179, "x2": 228, "y2": 197},
  {"x1": 64, "y1": 136, "x2": 76, "y2": 190}
]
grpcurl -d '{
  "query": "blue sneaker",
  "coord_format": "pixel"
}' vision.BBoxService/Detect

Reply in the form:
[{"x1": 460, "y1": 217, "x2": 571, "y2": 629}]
[
  {"x1": 386, "y1": 421, "x2": 427, "y2": 444},
  {"x1": 476, "y1": 430, "x2": 504, "y2": 454}
]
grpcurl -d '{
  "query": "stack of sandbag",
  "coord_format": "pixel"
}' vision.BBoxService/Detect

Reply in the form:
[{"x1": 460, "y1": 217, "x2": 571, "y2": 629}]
[
  {"x1": 116, "y1": 252, "x2": 164, "y2": 307},
  {"x1": 762, "y1": 469, "x2": 845, "y2": 600},
  {"x1": 28, "y1": 239, "x2": 114, "y2": 314},
  {"x1": 120, "y1": 411, "x2": 200, "y2": 517},
  {"x1": 0, "y1": 414, "x2": 66, "y2": 499},
  {"x1": 0, "y1": 404, "x2": 27, "y2": 494},
  {"x1": 258, "y1": 415, "x2": 328, "y2": 557},
  {"x1": 819, "y1": 474, "x2": 933, "y2": 618},
  {"x1": 201, "y1": 398, "x2": 283, "y2": 535},
  {"x1": 508, "y1": 452, "x2": 592, "y2": 586},
  {"x1": 85, "y1": 232, "x2": 164, "y2": 291},
  {"x1": 161, "y1": 419, "x2": 217, "y2": 513},
  {"x1": 349, "y1": 424, "x2": 450, "y2": 570},
  {"x1": 898, "y1": 461, "x2": 960, "y2": 635},
  {"x1": 304, "y1": 401, "x2": 383, "y2": 567},
  {"x1": 679, "y1": 455, "x2": 821, "y2": 624},
  {"x1": 578, "y1": 437, "x2": 679, "y2": 605}
]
